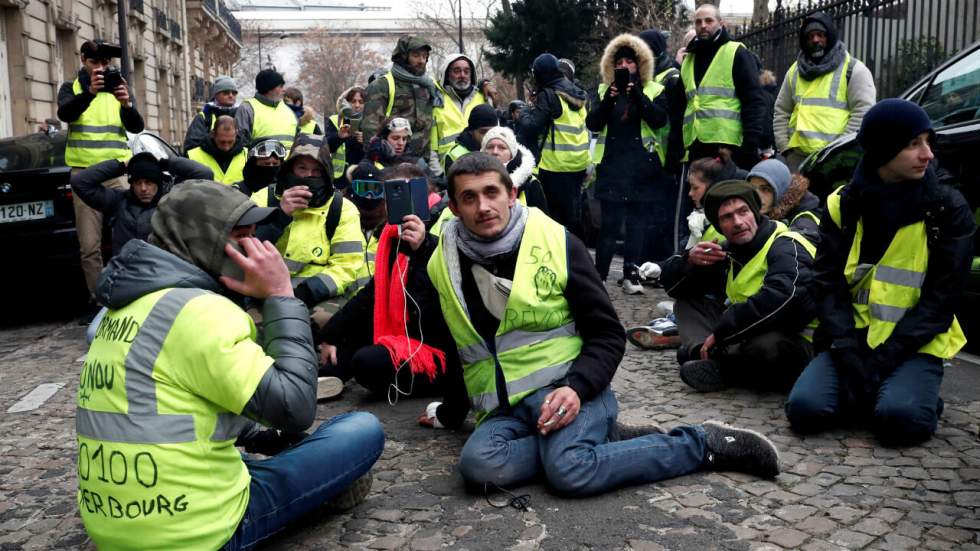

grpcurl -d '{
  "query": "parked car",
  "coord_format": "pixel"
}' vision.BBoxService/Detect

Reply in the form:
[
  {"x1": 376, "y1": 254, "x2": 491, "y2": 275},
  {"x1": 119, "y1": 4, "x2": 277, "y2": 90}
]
[{"x1": 800, "y1": 39, "x2": 980, "y2": 352}]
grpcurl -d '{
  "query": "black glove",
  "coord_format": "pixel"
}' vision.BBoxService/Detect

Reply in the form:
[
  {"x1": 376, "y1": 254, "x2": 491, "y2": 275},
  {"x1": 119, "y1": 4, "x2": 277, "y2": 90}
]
[
  {"x1": 830, "y1": 341, "x2": 878, "y2": 411},
  {"x1": 293, "y1": 282, "x2": 316, "y2": 308},
  {"x1": 240, "y1": 428, "x2": 308, "y2": 456}
]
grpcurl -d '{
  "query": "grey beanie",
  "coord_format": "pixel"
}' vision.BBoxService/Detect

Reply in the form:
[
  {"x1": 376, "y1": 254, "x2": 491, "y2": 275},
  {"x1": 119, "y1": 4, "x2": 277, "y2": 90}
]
[
  {"x1": 747, "y1": 159, "x2": 792, "y2": 202},
  {"x1": 212, "y1": 75, "x2": 237, "y2": 97}
]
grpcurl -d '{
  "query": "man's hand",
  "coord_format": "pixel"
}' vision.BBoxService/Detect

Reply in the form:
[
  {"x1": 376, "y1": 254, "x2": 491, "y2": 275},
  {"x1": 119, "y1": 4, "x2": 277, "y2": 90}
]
[
  {"x1": 607, "y1": 85, "x2": 620, "y2": 99},
  {"x1": 338, "y1": 124, "x2": 351, "y2": 140},
  {"x1": 319, "y1": 343, "x2": 338, "y2": 366},
  {"x1": 687, "y1": 241, "x2": 726, "y2": 267},
  {"x1": 280, "y1": 185, "x2": 312, "y2": 216},
  {"x1": 354, "y1": 131, "x2": 364, "y2": 144},
  {"x1": 219, "y1": 238, "x2": 294, "y2": 298},
  {"x1": 480, "y1": 80, "x2": 498, "y2": 104},
  {"x1": 700, "y1": 334, "x2": 716, "y2": 360},
  {"x1": 400, "y1": 215, "x2": 425, "y2": 251},
  {"x1": 537, "y1": 386, "x2": 581, "y2": 436},
  {"x1": 88, "y1": 69, "x2": 105, "y2": 95},
  {"x1": 113, "y1": 78, "x2": 131, "y2": 107}
]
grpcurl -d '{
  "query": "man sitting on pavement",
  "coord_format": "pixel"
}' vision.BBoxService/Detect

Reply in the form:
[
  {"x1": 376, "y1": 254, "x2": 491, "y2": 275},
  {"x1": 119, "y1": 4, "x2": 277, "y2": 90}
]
[
  {"x1": 76, "y1": 181, "x2": 383, "y2": 550},
  {"x1": 186, "y1": 115, "x2": 248, "y2": 185},
  {"x1": 410, "y1": 152, "x2": 781, "y2": 496},
  {"x1": 659, "y1": 179, "x2": 818, "y2": 393}
]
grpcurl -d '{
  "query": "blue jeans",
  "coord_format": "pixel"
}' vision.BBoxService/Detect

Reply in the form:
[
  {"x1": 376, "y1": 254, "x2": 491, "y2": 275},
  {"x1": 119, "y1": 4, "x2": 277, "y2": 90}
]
[
  {"x1": 222, "y1": 412, "x2": 385, "y2": 550},
  {"x1": 785, "y1": 351, "x2": 944, "y2": 445},
  {"x1": 458, "y1": 386, "x2": 706, "y2": 497}
]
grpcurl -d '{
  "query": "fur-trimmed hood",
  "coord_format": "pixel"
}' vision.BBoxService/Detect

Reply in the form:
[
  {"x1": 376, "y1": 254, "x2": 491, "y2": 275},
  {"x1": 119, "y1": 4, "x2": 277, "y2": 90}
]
[
  {"x1": 299, "y1": 105, "x2": 316, "y2": 127},
  {"x1": 600, "y1": 33, "x2": 655, "y2": 85},
  {"x1": 508, "y1": 143, "x2": 536, "y2": 189}
]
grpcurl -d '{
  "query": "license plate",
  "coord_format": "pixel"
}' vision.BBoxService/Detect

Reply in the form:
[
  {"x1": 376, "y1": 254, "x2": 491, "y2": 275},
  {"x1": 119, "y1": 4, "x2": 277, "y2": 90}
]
[{"x1": 0, "y1": 200, "x2": 54, "y2": 223}]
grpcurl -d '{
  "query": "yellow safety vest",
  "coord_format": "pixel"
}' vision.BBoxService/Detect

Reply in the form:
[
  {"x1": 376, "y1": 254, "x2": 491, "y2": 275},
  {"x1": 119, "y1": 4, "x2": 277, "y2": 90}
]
[
  {"x1": 787, "y1": 54, "x2": 852, "y2": 154},
  {"x1": 443, "y1": 142, "x2": 472, "y2": 171},
  {"x1": 186, "y1": 146, "x2": 247, "y2": 185},
  {"x1": 429, "y1": 207, "x2": 455, "y2": 237},
  {"x1": 245, "y1": 97, "x2": 297, "y2": 150},
  {"x1": 432, "y1": 85, "x2": 488, "y2": 157},
  {"x1": 248, "y1": 185, "x2": 277, "y2": 208},
  {"x1": 427, "y1": 208, "x2": 584, "y2": 423},
  {"x1": 703, "y1": 223, "x2": 724, "y2": 244},
  {"x1": 725, "y1": 222, "x2": 819, "y2": 341},
  {"x1": 827, "y1": 189, "x2": 966, "y2": 358},
  {"x1": 77, "y1": 287, "x2": 271, "y2": 550},
  {"x1": 348, "y1": 228, "x2": 380, "y2": 296},
  {"x1": 681, "y1": 41, "x2": 744, "y2": 149},
  {"x1": 327, "y1": 114, "x2": 348, "y2": 181},
  {"x1": 275, "y1": 195, "x2": 365, "y2": 298},
  {"x1": 653, "y1": 68, "x2": 678, "y2": 159},
  {"x1": 298, "y1": 119, "x2": 317, "y2": 135},
  {"x1": 594, "y1": 80, "x2": 667, "y2": 166},
  {"x1": 66, "y1": 79, "x2": 131, "y2": 167},
  {"x1": 538, "y1": 96, "x2": 591, "y2": 173}
]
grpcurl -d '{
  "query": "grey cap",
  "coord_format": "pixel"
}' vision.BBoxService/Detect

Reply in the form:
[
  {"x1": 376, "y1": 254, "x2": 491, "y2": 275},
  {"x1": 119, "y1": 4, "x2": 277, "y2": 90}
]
[
  {"x1": 747, "y1": 159, "x2": 792, "y2": 202},
  {"x1": 212, "y1": 75, "x2": 238, "y2": 97}
]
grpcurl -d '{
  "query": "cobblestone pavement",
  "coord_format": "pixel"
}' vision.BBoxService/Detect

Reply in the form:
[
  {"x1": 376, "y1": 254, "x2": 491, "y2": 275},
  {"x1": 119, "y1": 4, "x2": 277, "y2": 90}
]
[{"x1": 1, "y1": 277, "x2": 979, "y2": 550}]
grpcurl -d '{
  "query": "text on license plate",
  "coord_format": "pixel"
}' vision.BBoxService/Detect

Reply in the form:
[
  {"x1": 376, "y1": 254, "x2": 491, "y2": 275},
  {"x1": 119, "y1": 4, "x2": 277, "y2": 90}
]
[{"x1": 0, "y1": 200, "x2": 54, "y2": 223}]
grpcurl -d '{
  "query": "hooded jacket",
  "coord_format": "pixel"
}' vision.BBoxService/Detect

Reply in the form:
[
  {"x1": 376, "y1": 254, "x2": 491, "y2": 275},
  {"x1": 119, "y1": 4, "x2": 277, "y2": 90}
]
[
  {"x1": 773, "y1": 12, "x2": 876, "y2": 153},
  {"x1": 440, "y1": 53, "x2": 483, "y2": 109},
  {"x1": 586, "y1": 34, "x2": 670, "y2": 202},
  {"x1": 71, "y1": 156, "x2": 213, "y2": 255},
  {"x1": 296, "y1": 105, "x2": 322, "y2": 135},
  {"x1": 769, "y1": 174, "x2": 822, "y2": 246},
  {"x1": 324, "y1": 86, "x2": 366, "y2": 169},
  {"x1": 515, "y1": 55, "x2": 588, "y2": 162},
  {"x1": 508, "y1": 144, "x2": 549, "y2": 212}
]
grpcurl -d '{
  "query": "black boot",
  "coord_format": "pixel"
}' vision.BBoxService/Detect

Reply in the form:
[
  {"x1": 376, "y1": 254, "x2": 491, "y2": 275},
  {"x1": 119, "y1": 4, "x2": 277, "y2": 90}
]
[
  {"x1": 702, "y1": 420, "x2": 779, "y2": 478},
  {"x1": 680, "y1": 359, "x2": 728, "y2": 392}
]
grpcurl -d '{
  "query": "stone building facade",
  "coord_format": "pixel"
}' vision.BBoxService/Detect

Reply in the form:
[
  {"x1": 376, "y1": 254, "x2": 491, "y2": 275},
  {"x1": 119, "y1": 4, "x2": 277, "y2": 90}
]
[{"x1": 0, "y1": 0, "x2": 241, "y2": 144}]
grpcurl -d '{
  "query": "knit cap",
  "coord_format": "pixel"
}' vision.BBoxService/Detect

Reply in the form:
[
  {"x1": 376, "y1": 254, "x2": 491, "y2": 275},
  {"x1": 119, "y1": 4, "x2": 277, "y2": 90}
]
[
  {"x1": 211, "y1": 76, "x2": 237, "y2": 97},
  {"x1": 704, "y1": 180, "x2": 763, "y2": 229},
  {"x1": 858, "y1": 99, "x2": 934, "y2": 168},
  {"x1": 255, "y1": 69, "x2": 285, "y2": 95},
  {"x1": 481, "y1": 126, "x2": 519, "y2": 157},
  {"x1": 127, "y1": 152, "x2": 164, "y2": 185},
  {"x1": 467, "y1": 104, "x2": 499, "y2": 130},
  {"x1": 747, "y1": 159, "x2": 792, "y2": 202}
]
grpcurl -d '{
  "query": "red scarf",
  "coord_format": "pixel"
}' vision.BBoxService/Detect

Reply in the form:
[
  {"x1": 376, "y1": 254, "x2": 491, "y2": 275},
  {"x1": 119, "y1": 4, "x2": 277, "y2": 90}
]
[{"x1": 373, "y1": 224, "x2": 446, "y2": 381}]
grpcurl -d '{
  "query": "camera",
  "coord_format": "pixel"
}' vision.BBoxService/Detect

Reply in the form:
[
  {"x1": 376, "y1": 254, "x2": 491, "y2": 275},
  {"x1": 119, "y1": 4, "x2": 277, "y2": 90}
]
[{"x1": 101, "y1": 68, "x2": 123, "y2": 92}]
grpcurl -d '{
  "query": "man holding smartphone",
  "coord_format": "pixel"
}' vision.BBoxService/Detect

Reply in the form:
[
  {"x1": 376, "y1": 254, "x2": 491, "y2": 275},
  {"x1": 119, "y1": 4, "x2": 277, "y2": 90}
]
[{"x1": 58, "y1": 40, "x2": 145, "y2": 307}]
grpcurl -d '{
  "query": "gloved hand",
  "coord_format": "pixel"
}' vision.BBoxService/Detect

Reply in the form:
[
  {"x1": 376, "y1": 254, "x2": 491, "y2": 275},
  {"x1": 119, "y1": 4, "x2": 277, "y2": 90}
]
[
  {"x1": 241, "y1": 429, "x2": 308, "y2": 456},
  {"x1": 637, "y1": 262, "x2": 661, "y2": 281},
  {"x1": 865, "y1": 341, "x2": 904, "y2": 380},
  {"x1": 293, "y1": 282, "x2": 316, "y2": 308},
  {"x1": 830, "y1": 341, "x2": 878, "y2": 411}
]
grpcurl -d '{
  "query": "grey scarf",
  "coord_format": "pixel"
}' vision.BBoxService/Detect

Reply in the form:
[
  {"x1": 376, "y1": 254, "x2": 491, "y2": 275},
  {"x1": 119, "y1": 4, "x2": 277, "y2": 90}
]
[
  {"x1": 796, "y1": 41, "x2": 847, "y2": 80},
  {"x1": 391, "y1": 63, "x2": 444, "y2": 108}
]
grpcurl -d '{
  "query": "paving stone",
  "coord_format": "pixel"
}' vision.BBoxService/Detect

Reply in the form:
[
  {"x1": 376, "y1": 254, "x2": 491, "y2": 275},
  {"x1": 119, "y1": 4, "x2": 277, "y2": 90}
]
[
  {"x1": 797, "y1": 515, "x2": 838, "y2": 536},
  {"x1": 851, "y1": 517, "x2": 890, "y2": 537},
  {"x1": 927, "y1": 526, "x2": 974, "y2": 543},
  {"x1": 826, "y1": 506, "x2": 867, "y2": 524},
  {"x1": 773, "y1": 504, "x2": 818, "y2": 522},
  {"x1": 765, "y1": 528, "x2": 809, "y2": 548},
  {"x1": 829, "y1": 529, "x2": 876, "y2": 549},
  {"x1": 882, "y1": 533, "x2": 920, "y2": 550}
]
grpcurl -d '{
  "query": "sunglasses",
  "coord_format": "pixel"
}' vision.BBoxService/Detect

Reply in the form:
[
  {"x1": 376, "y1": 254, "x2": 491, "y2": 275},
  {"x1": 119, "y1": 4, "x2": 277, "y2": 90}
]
[{"x1": 351, "y1": 179, "x2": 384, "y2": 199}]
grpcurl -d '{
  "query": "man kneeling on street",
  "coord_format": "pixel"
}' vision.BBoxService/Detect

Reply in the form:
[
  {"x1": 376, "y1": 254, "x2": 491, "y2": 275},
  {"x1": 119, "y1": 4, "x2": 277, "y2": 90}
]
[
  {"x1": 76, "y1": 181, "x2": 383, "y2": 550},
  {"x1": 408, "y1": 152, "x2": 781, "y2": 497},
  {"x1": 660, "y1": 180, "x2": 817, "y2": 393}
]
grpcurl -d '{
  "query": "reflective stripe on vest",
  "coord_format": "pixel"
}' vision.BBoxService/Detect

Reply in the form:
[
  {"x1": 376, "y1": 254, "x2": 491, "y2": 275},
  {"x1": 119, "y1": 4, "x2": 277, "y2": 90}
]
[
  {"x1": 827, "y1": 189, "x2": 966, "y2": 358},
  {"x1": 594, "y1": 80, "x2": 667, "y2": 165},
  {"x1": 539, "y1": 96, "x2": 590, "y2": 172},
  {"x1": 724, "y1": 222, "x2": 819, "y2": 341},
  {"x1": 245, "y1": 97, "x2": 297, "y2": 150},
  {"x1": 432, "y1": 85, "x2": 488, "y2": 156},
  {"x1": 427, "y1": 209, "x2": 584, "y2": 423},
  {"x1": 328, "y1": 114, "x2": 347, "y2": 180},
  {"x1": 787, "y1": 54, "x2": 851, "y2": 154},
  {"x1": 348, "y1": 230, "x2": 379, "y2": 297},
  {"x1": 66, "y1": 79, "x2": 130, "y2": 167},
  {"x1": 681, "y1": 41, "x2": 744, "y2": 148},
  {"x1": 186, "y1": 146, "x2": 247, "y2": 185},
  {"x1": 443, "y1": 142, "x2": 472, "y2": 170}
]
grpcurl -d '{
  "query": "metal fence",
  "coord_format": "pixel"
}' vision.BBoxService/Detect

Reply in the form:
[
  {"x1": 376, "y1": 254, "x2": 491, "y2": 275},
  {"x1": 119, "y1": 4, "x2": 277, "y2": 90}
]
[{"x1": 733, "y1": 0, "x2": 980, "y2": 98}]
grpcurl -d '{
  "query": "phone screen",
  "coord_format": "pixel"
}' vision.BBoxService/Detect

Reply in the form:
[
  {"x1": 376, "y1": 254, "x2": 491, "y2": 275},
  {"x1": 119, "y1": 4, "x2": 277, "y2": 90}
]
[{"x1": 614, "y1": 68, "x2": 630, "y2": 92}]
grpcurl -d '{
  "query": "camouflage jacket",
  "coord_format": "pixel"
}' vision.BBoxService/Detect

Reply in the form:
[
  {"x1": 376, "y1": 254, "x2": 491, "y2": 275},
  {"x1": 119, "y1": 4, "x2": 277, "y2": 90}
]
[{"x1": 362, "y1": 73, "x2": 435, "y2": 158}]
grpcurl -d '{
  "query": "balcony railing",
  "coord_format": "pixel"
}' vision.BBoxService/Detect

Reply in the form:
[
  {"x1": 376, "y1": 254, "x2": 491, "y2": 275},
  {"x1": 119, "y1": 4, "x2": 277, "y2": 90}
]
[
  {"x1": 153, "y1": 7, "x2": 168, "y2": 31},
  {"x1": 129, "y1": 0, "x2": 144, "y2": 15},
  {"x1": 197, "y1": 0, "x2": 242, "y2": 43},
  {"x1": 169, "y1": 19, "x2": 181, "y2": 41}
]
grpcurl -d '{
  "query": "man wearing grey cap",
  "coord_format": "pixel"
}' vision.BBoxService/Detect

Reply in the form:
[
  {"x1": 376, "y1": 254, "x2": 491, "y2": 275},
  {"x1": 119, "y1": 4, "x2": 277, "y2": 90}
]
[{"x1": 183, "y1": 75, "x2": 239, "y2": 153}]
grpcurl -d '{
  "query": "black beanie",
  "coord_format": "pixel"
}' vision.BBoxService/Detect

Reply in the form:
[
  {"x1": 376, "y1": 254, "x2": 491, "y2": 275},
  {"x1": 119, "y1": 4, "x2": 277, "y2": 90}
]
[
  {"x1": 127, "y1": 152, "x2": 164, "y2": 185},
  {"x1": 614, "y1": 46, "x2": 638, "y2": 62},
  {"x1": 858, "y1": 99, "x2": 935, "y2": 169},
  {"x1": 467, "y1": 104, "x2": 499, "y2": 130},
  {"x1": 638, "y1": 29, "x2": 667, "y2": 57},
  {"x1": 704, "y1": 180, "x2": 762, "y2": 229},
  {"x1": 255, "y1": 69, "x2": 285, "y2": 95}
]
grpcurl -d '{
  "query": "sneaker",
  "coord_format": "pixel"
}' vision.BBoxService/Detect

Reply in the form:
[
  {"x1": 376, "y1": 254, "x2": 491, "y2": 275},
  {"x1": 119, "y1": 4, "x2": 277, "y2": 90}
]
[
  {"x1": 325, "y1": 471, "x2": 373, "y2": 511},
  {"x1": 679, "y1": 360, "x2": 728, "y2": 392},
  {"x1": 622, "y1": 278, "x2": 645, "y2": 295},
  {"x1": 653, "y1": 300, "x2": 675, "y2": 318},
  {"x1": 609, "y1": 419, "x2": 666, "y2": 441},
  {"x1": 702, "y1": 420, "x2": 779, "y2": 478},
  {"x1": 626, "y1": 326, "x2": 682, "y2": 350},
  {"x1": 648, "y1": 318, "x2": 678, "y2": 336},
  {"x1": 317, "y1": 376, "x2": 344, "y2": 400}
]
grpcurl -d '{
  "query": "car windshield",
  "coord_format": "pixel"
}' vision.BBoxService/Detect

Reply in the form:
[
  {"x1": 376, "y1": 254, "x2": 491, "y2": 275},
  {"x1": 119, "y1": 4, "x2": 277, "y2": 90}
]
[
  {"x1": 918, "y1": 47, "x2": 980, "y2": 127},
  {"x1": 0, "y1": 132, "x2": 67, "y2": 172}
]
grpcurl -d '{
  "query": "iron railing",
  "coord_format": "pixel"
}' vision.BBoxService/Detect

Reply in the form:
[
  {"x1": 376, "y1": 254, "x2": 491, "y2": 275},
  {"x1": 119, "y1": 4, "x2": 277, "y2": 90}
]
[
  {"x1": 169, "y1": 18, "x2": 182, "y2": 41},
  {"x1": 733, "y1": 0, "x2": 980, "y2": 98},
  {"x1": 153, "y1": 7, "x2": 168, "y2": 31}
]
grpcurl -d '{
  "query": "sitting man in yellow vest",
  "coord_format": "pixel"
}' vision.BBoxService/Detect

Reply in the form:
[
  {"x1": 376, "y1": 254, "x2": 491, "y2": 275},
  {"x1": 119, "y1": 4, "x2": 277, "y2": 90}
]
[
  {"x1": 409, "y1": 152, "x2": 780, "y2": 496},
  {"x1": 76, "y1": 180, "x2": 383, "y2": 550},
  {"x1": 442, "y1": 104, "x2": 499, "y2": 173},
  {"x1": 56, "y1": 40, "x2": 145, "y2": 302},
  {"x1": 284, "y1": 87, "x2": 323, "y2": 135},
  {"x1": 786, "y1": 100, "x2": 975, "y2": 445},
  {"x1": 680, "y1": 4, "x2": 766, "y2": 169},
  {"x1": 254, "y1": 134, "x2": 365, "y2": 331},
  {"x1": 773, "y1": 12, "x2": 876, "y2": 172},
  {"x1": 659, "y1": 180, "x2": 818, "y2": 393},
  {"x1": 432, "y1": 53, "x2": 495, "y2": 161},
  {"x1": 186, "y1": 115, "x2": 248, "y2": 185},
  {"x1": 235, "y1": 68, "x2": 298, "y2": 150},
  {"x1": 182, "y1": 75, "x2": 238, "y2": 153}
]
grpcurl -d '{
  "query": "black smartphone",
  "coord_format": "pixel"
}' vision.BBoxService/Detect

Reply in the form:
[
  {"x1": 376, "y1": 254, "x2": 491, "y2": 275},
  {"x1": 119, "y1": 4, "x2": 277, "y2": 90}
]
[
  {"x1": 102, "y1": 68, "x2": 123, "y2": 92},
  {"x1": 614, "y1": 68, "x2": 630, "y2": 94},
  {"x1": 384, "y1": 177, "x2": 430, "y2": 225}
]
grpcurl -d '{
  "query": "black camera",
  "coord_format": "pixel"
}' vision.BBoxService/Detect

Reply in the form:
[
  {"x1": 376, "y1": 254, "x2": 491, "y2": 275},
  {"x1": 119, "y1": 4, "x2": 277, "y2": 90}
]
[{"x1": 101, "y1": 68, "x2": 123, "y2": 92}]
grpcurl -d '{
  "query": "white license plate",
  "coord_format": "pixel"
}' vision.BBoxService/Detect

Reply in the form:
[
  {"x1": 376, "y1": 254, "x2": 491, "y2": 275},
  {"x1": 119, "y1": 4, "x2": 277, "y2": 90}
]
[{"x1": 0, "y1": 200, "x2": 54, "y2": 223}]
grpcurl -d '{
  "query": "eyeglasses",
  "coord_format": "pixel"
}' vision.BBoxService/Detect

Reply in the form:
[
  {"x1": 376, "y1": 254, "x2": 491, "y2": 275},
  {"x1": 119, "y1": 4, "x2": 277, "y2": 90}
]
[
  {"x1": 351, "y1": 179, "x2": 384, "y2": 199},
  {"x1": 249, "y1": 140, "x2": 287, "y2": 159}
]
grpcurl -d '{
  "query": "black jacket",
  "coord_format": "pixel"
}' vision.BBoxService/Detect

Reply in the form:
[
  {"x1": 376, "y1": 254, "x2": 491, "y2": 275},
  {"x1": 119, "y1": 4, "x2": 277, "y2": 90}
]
[
  {"x1": 660, "y1": 218, "x2": 817, "y2": 344},
  {"x1": 515, "y1": 79, "x2": 588, "y2": 165},
  {"x1": 57, "y1": 69, "x2": 144, "y2": 133},
  {"x1": 783, "y1": 190, "x2": 822, "y2": 246},
  {"x1": 812, "y1": 164, "x2": 976, "y2": 362},
  {"x1": 679, "y1": 28, "x2": 765, "y2": 152},
  {"x1": 182, "y1": 103, "x2": 238, "y2": 153},
  {"x1": 323, "y1": 117, "x2": 365, "y2": 175},
  {"x1": 71, "y1": 157, "x2": 213, "y2": 254}
]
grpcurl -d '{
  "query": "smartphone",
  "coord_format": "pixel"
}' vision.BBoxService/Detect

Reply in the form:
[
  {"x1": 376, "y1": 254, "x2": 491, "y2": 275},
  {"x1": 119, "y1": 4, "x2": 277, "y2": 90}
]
[
  {"x1": 102, "y1": 68, "x2": 123, "y2": 92},
  {"x1": 614, "y1": 68, "x2": 630, "y2": 94},
  {"x1": 384, "y1": 177, "x2": 430, "y2": 225}
]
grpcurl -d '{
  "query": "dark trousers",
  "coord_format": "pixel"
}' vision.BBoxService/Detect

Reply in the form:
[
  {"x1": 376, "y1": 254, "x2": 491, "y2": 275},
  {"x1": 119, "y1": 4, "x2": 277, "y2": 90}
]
[
  {"x1": 785, "y1": 351, "x2": 944, "y2": 445},
  {"x1": 323, "y1": 343, "x2": 443, "y2": 399},
  {"x1": 595, "y1": 200, "x2": 646, "y2": 281},
  {"x1": 674, "y1": 296, "x2": 813, "y2": 391},
  {"x1": 538, "y1": 169, "x2": 585, "y2": 238},
  {"x1": 641, "y1": 189, "x2": 678, "y2": 264}
]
